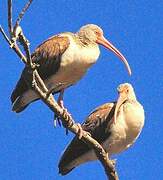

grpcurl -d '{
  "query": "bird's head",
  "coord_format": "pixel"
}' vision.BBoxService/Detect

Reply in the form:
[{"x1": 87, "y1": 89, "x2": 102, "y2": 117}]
[
  {"x1": 77, "y1": 24, "x2": 132, "y2": 75},
  {"x1": 117, "y1": 83, "x2": 136, "y2": 100},
  {"x1": 114, "y1": 83, "x2": 137, "y2": 123},
  {"x1": 77, "y1": 24, "x2": 104, "y2": 43}
]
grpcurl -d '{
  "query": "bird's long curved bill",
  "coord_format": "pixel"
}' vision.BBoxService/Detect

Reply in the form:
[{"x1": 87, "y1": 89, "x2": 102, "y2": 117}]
[
  {"x1": 114, "y1": 91, "x2": 127, "y2": 123},
  {"x1": 97, "y1": 36, "x2": 132, "y2": 75}
]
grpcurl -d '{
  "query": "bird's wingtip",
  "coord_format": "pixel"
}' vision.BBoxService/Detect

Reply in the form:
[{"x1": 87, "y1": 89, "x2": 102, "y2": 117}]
[
  {"x1": 11, "y1": 96, "x2": 28, "y2": 113},
  {"x1": 58, "y1": 164, "x2": 75, "y2": 176}
]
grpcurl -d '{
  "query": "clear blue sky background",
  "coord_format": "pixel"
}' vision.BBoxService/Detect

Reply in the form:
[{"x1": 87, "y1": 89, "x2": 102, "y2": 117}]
[{"x1": 0, "y1": 0, "x2": 162, "y2": 180}]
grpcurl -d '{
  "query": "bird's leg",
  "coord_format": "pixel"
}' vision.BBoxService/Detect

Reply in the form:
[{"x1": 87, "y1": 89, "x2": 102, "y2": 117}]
[
  {"x1": 61, "y1": 110, "x2": 88, "y2": 139},
  {"x1": 53, "y1": 89, "x2": 65, "y2": 127},
  {"x1": 57, "y1": 89, "x2": 72, "y2": 134},
  {"x1": 57, "y1": 89, "x2": 65, "y2": 108},
  {"x1": 54, "y1": 89, "x2": 72, "y2": 130}
]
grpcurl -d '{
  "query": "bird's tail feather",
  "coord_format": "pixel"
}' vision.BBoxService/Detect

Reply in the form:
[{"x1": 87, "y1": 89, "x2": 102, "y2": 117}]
[
  {"x1": 58, "y1": 138, "x2": 97, "y2": 176},
  {"x1": 12, "y1": 90, "x2": 39, "y2": 113},
  {"x1": 58, "y1": 150, "x2": 96, "y2": 176},
  {"x1": 59, "y1": 166, "x2": 75, "y2": 176}
]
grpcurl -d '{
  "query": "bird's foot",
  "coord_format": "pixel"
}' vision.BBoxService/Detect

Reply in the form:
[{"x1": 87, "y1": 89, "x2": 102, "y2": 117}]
[
  {"x1": 54, "y1": 98, "x2": 68, "y2": 129},
  {"x1": 76, "y1": 123, "x2": 92, "y2": 139},
  {"x1": 53, "y1": 114, "x2": 62, "y2": 127},
  {"x1": 76, "y1": 123, "x2": 85, "y2": 139},
  {"x1": 61, "y1": 108, "x2": 73, "y2": 135},
  {"x1": 53, "y1": 105, "x2": 73, "y2": 135},
  {"x1": 53, "y1": 101, "x2": 64, "y2": 127}
]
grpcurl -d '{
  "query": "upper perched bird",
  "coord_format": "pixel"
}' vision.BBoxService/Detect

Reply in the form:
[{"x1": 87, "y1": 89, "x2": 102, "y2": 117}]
[
  {"x1": 58, "y1": 83, "x2": 145, "y2": 175},
  {"x1": 11, "y1": 24, "x2": 131, "y2": 113}
]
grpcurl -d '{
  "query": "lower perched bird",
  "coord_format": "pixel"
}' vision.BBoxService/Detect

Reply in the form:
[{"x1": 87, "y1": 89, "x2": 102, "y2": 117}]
[
  {"x1": 11, "y1": 24, "x2": 131, "y2": 113},
  {"x1": 58, "y1": 83, "x2": 145, "y2": 175}
]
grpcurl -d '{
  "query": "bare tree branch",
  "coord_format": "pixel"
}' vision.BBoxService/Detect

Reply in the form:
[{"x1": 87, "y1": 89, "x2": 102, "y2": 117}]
[
  {"x1": 14, "y1": 0, "x2": 33, "y2": 30},
  {"x1": 0, "y1": 1, "x2": 119, "y2": 179},
  {"x1": 8, "y1": 0, "x2": 13, "y2": 36},
  {"x1": 0, "y1": 26, "x2": 27, "y2": 64},
  {"x1": 93, "y1": 145, "x2": 118, "y2": 180},
  {"x1": 0, "y1": 25, "x2": 11, "y2": 45},
  {"x1": 18, "y1": 31, "x2": 34, "y2": 68}
]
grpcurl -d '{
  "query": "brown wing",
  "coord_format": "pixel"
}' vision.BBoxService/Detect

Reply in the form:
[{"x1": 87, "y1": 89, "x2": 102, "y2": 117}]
[
  {"x1": 31, "y1": 35, "x2": 70, "y2": 79},
  {"x1": 11, "y1": 35, "x2": 70, "y2": 103},
  {"x1": 58, "y1": 102, "x2": 116, "y2": 175},
  {"x1": 82, "y1": 102, "x2": 116, "y2": 141}
]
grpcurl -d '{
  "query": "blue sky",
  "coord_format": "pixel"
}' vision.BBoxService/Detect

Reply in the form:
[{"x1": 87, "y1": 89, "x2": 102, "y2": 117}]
[{"x1": 0, "y1": 0, "x2": 163, "y2": 179}]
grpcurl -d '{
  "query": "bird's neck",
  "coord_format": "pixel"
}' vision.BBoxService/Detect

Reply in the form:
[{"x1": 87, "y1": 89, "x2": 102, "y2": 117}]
[
  {"x1": 76, "y1": 33, "x2": 97, "y2": 47},
  {"x1": 126, "y1": 92, "x2": 137, "y2": 103}
]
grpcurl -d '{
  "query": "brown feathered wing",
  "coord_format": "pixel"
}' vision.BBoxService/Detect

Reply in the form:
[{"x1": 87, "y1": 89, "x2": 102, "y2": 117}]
[{"x1": 11, "y1": 35, "x2": 70, "y2": 112}]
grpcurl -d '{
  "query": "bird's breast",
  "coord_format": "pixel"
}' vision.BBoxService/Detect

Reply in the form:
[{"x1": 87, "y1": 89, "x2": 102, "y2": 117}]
[
  {"x1": 61, "y1": 36, "x2": 100, "y2": 69},
  {"x1": 103, "y1": 102, "x2": 144, "y2": 155},
  {"x1": 123, "y1": 102, "x2": 145, "y2": 135},
  {"x1": 45, "y1": 35, "x2": 100, "y2": 90}
]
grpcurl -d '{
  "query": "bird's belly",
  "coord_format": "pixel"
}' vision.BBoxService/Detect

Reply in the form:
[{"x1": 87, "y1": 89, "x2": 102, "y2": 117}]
[
  {"x1": 102, "y1": 126, "x2": 130, "y2": 155},
  {"x1": 103, "y1": 107, "x2": 144, "y2": 155},
  {"x1": 45, "y1": 63, "x2": 87, "y2": 91}
]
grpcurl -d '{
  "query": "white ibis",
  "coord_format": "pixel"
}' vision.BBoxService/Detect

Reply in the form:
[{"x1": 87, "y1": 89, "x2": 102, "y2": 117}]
[
  {"x1": 58, "y1": 83, "x2": 144, "y2": 175},
  {"x1": 11, "y1": 24, "x2": 131, "y2": 113}
]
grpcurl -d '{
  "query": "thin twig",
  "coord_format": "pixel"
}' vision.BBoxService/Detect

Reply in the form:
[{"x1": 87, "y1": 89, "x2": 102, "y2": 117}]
[
  {"x1": 8, "y1": 0, "x2": 13, "y2": 35},
  {"x1": 0, "y1": 25, "x2": 27, "y2": 64},
  {"x1": 0, "y1": 26, "x2": 47, "y2": 94},
  {"x1": 14, "y1": 0, "x2": 33, "y2": 29},
  {"x1": 19, "y1": 32, "x2": 33, "y2": 67},
  {"x1": 0, "y1": 25, "x2": 11, "y2": 45}
]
